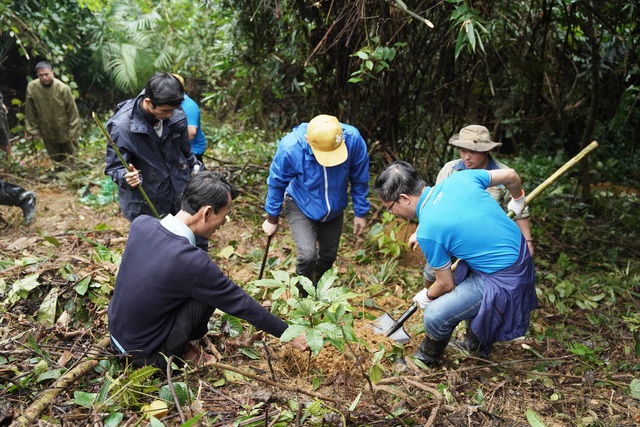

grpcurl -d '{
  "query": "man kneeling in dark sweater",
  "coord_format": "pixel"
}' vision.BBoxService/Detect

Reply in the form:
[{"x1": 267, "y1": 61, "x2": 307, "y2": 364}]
[{"x1": 108, "y1": 171, "x2": 309, "y2": 369}]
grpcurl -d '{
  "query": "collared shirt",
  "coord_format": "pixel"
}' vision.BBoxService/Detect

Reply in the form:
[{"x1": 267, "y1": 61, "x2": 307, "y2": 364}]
[
  {"x1": 108, "y1": 216, "x2": 289, "y2": 359},
  {"x1": 160, "y1": 214, "x2": 196, "y2": 246},
  {"x1": 111, "y1": 214, "x2": 195, "y2": 354}
]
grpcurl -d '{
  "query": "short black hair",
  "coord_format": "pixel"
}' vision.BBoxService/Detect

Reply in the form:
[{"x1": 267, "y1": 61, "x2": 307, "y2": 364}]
[
  {"x1": 144, "y1": 72, "x2": 184, "y2": 107},
  {"x1": 181, "y1": 171, "x2": 238, "y2": 215},
  {"x1": 35, "y1": 61, "x2": 53, "y2": 72},
  {"x1": 373, "y1": 161, "x2": 426, "y2": 202}
]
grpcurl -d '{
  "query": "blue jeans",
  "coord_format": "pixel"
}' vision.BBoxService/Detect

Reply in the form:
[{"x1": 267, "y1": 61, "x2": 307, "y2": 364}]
[
  {"x1": 423, "y1": 271, "x2": 485, "y2": 340},
  {"x1": 284, "y1": 195, "x2": 344, "y2": 284}
]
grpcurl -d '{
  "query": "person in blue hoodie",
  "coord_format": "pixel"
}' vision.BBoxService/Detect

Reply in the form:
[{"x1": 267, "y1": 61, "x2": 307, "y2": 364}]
[{"x1": 262, "y1": 115, "x2": 370, "y2": 291}]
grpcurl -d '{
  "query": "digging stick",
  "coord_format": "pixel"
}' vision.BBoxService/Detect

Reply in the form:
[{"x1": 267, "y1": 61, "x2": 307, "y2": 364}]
[
  {"x1": 92, "y1": 111, "x2": 161, "y2": 219},
  {"x1": 258, "y1": 234, "x2": 273, "y2": 280},
  {"x1": 384, "y1": 140, "x2": 600, "y2": 339},
  {"x1": 507, "y1": 140, "x2": 600, "y2": 217}
]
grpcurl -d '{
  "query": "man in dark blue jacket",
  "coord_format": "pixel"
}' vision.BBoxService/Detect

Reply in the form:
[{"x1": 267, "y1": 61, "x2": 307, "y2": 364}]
[
  {"x1": 105, "y1": 72, "x2": 203, "y2": 222},
  {"x1": 108, "y1": 172, "x2": 309, "y2": 369},
  {"x1": 262, "y1": 114, "x2": 370, "y2": 290}
]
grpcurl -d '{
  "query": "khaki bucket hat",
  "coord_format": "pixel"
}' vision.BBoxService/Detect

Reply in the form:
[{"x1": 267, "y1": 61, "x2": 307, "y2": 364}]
[{"x1": 449, "y1": 125, "x2": 502, "y2": 152}]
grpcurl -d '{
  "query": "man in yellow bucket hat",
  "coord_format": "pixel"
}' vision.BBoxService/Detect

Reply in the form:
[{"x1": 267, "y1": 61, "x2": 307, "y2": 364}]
[{"x1": 262, "y1": 115, "x2": 370, "y2": 294}]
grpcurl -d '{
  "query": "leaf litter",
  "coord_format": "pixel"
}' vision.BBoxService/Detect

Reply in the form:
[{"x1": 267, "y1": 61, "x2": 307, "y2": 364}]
[{"x1": 1, "y1": 175, "x2": 639, "y2": 426}]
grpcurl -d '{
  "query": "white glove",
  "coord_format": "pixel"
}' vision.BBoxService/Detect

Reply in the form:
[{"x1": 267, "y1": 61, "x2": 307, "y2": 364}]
[
  {"x1": 507, "y1": 191, "x2": 526, "y2": 216},
  {"x1": 193, "y1": 164, "x2": 202, "y2": 173},
  {"x1": 413, "y1": 288, "x2": 431, "y2": 309}
]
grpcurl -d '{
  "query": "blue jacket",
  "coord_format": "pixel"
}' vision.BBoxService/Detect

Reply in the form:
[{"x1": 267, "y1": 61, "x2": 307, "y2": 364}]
[
  {"x1": 265, "y1": 122, "x2": 370, "y2": 222},
  {"x1": 105, "y1": 91, "x2": 201, "y2": 221}
]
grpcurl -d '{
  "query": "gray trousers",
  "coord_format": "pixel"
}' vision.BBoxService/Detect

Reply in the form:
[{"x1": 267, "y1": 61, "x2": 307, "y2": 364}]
[{"x1": 284, "y1": 195, "x2": 344, "y2": 285}]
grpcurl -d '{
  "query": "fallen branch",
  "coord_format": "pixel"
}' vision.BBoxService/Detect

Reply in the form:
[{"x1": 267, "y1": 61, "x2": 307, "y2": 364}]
[
  {"x1": 12, "y1": 336, "x2": 111, "y2": 427},
  {"x1": 205, "y1": 361, "x2": 346, "y2": 406}
]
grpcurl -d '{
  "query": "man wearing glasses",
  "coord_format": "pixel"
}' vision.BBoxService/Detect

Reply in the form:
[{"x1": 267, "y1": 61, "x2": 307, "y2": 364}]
[{"x1": 373, "y1": 161, "x2": 536, "y2": 366}]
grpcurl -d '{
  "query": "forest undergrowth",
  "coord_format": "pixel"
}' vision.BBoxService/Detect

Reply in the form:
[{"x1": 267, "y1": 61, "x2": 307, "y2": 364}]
[{"x1": 1, "y1": 133, "x2": 639, "y2": 427}]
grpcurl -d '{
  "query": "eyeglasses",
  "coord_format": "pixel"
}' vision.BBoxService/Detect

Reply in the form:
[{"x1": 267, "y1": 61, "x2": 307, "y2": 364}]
[{"x1": 386, "y1": 199, "x2": 398, "y2": 213}]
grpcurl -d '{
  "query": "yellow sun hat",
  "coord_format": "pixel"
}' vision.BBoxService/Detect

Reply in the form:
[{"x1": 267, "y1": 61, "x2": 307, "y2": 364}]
[
  {"x1": 172, "y1": 73, "x2": 185, "y2": 87},
  {"x1": 306, "y1": 114, "x2": 348, "y2": 167}
]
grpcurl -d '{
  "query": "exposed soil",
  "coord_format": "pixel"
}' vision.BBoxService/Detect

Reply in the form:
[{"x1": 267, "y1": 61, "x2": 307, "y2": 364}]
[{"x1": 1, "y1": 166, "x2": 640, "y2": 427}]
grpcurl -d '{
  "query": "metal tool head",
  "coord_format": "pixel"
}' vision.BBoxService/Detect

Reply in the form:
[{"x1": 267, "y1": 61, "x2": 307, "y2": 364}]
[{"x1": 372, "y1": 313, "x2": 411, "y2": 344}]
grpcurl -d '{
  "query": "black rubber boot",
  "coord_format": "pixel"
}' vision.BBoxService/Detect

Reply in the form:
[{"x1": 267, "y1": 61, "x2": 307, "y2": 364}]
[
  {"x1": 413, "y1": 336, "x2": 449, "y2": 366},
  {"x1": 457, "y1": 323, "x2": 484, "y2": 354},
  {"x1": 0, "y1": 182, "x2": 36, "y2": 226}
]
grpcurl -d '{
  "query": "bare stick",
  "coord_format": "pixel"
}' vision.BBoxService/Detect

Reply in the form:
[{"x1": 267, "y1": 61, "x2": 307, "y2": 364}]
[
  {"x1": 166, "y1": 355, "x2": 185, "y2": 423},
  {"x1": 508, "y1": 140, "x2": 600, "y2": 218},
  {"x1": 391, "y1": 0, "x2": 434, "y2": 28},
  {"x1": 92, "y1": 111, "x2": 161, "y2": 219}
]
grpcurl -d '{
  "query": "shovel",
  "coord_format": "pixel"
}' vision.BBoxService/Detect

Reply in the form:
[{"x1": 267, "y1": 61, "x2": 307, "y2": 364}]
[
  {"x1": 372, "y1": 302, "x2": 417, "y2": 344},
  {"x1": 372, "y1": 141, "x2": 600, "y2": 343}
]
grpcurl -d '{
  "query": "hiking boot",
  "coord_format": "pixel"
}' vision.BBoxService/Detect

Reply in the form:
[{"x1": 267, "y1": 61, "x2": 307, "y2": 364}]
[
  {"x1": 455, "y1": 323, "x2": 485, "y2": 356},
  {"x1": 457, "y1": 323, "x2": 483, "y2": 352},
  {"x1": 0, "y1": 182, "x2": 36, "y2": 226}
]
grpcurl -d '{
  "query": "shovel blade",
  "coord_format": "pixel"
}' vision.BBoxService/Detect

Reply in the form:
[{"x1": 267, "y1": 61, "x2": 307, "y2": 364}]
[{"x1": 372, "y1": 313, "x2": 411, "y2": 344}]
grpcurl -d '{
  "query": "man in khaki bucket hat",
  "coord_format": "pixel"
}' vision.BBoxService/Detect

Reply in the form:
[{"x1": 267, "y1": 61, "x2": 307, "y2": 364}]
[
  {"x1": 262, "y1": 115, "x2": 371, "y2": 295},
  {"x1": 409, "y1": 124, "x2": 534, "y2": 352},
  {"x1": 447, "y1": 124, "x2": 502, "y2": 153}
]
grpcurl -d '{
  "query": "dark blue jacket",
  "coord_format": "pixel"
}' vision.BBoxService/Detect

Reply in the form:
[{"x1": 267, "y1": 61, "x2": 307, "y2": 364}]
[{"x1": 105, "y1": 91, "x2": 201, "y2": 221}]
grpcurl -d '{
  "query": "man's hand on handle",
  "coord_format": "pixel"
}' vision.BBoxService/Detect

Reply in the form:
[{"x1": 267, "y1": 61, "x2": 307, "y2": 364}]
[
  {"x1": 124, "y1": 163, "x2": 141, "y2": 188},
  {"x1": 507, "y1": 190, "x2": 526, "y2": 216},
  {"x1": 262, "y1": 219, "x2": 278, "y2": 236},
  {"x1": 413, "y1": 288, "x2": 432, "y2": 309}
]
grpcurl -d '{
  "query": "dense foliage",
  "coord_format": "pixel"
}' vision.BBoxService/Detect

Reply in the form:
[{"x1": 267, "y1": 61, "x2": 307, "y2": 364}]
[
  {"x1": 1, "y1": 0, "x2": 639, "y2": 189},
  {"x1": 1, "y1": 1, "x2": 640, "y2": 424}
]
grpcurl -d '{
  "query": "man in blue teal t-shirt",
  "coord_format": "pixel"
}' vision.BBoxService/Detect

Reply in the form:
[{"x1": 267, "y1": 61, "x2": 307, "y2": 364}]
[
  {"x1": 373, "y1": 161, "x2": 537, "y2": 366},
  {"x1": 174, "y1": 74, "x2": 207, "y2": 161}
]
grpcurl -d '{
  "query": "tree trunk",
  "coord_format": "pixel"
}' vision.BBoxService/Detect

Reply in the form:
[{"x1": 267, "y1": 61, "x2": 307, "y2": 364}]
[{"x1": 579, "y1": 1, "x2": 600, "y2": 202}]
